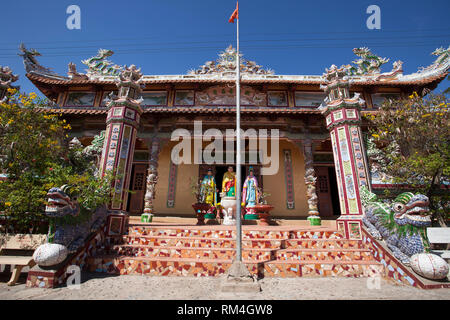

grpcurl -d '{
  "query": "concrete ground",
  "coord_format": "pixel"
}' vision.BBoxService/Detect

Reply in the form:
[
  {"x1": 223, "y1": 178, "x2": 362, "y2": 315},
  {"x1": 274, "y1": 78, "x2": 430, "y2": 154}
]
[
  {"x1": 0, "y1": 272, "x2": 449, "y2": 300},
  {"x1": 1, "y1": 217, "x2": 447, "y2": 300}
]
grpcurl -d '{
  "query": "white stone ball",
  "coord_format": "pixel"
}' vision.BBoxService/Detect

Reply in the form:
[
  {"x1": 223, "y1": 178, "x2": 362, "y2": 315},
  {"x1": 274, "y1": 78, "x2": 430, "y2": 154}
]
[
  {"x1": 410, "y1": 253, "x2": 449, "y2": 280},
  {"x1": 33, "y1": 243, "x2": 68, "y2": 267}
]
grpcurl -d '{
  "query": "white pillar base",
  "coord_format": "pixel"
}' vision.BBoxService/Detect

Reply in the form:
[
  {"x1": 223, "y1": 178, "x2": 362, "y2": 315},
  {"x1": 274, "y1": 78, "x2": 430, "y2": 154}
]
[{"x1": 222, "y1": 217, "x2": 236, "y2": 226}]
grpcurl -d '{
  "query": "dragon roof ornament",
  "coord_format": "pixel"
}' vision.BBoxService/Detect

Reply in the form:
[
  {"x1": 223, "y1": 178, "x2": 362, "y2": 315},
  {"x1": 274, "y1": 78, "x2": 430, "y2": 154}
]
[
  {"x1": 418, "y1": 46, "x2": 450, "y2": 73},
  {"x1": 0, "y1": 66, "x2": 19, "y2": 101},
  {"x1": 188, "y1": 45, "x2": 274, "y2": 76},
  {"x1": 0, "y1": 66, "x2": 19, "y2": 89},
  {"x1": 81, "y1": 49, "x2": 123, "y2": 76},
  {"x1": 23, "y1": 46, "x2": 448, "y2": 87},
  {"x1": 19, "y1": 43, "x2": 56, "y2": 75},
  {"x1": 346, "y1": 47, "x2": 390, "y2": 76}
]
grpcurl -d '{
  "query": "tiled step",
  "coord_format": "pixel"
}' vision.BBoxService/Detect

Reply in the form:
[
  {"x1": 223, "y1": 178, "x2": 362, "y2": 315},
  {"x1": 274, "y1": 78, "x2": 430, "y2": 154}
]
[
  {"x1": 107, "y1": 244, "x2": 373, "y2": 262},
  {"x1": 90, "y1": 224, "x2": 381, "y2": 278},
  {"x1": 87, "y1": 255, "x2": 383, "y2": 278},
  {"x1": 127, "y1": 224, "x2": 344, "y2": 240},
  {"x1": 109, "y1": 244, "x2": 274, "y2": 260},
  {"x1": 285, "y1": 239, "x2": 364, "y2": 249},
  {"x1": 122, "y1": 235, "x2": 284, "y2": 249},
  {"x1": 119, "y1": 235, "x2": 362, "y2": 250},
  {"x1": 275, "y1": 248, "x2": 374, "y2": 261}
]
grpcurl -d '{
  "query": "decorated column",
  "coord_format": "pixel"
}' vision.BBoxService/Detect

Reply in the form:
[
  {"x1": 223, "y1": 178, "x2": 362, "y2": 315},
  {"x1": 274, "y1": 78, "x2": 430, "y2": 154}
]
[
  {"x1": 319, "y1": 65, "x2": 370, "y2": 240},
  {"x1": 99, "y1": 65, "x2": 143, "y2": 231},
  {"x1": 302, "y1": 139, "x2": 321, "y2": 226},
  {"x1": 141, "y1": 137, "x2": 162, "y2": 222}
]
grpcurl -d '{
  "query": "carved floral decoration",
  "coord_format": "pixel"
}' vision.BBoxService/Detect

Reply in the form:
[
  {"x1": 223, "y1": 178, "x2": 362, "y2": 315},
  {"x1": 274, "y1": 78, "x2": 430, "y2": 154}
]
[
  {"x1": 189, "y1": 45, "x2": 274, "y2": 76},
  {"x1": 195, "y1": 85, "x2": 267, "y2": 106}
]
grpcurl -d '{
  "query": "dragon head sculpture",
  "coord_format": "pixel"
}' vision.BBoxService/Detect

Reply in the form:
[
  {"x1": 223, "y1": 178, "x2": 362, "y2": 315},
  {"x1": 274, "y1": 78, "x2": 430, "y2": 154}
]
[
  {"x1": 98, "y1": 48, "x2": 114, "y2": 58},
  {"x1": 34, "y1": 185, "x2": 107, "y2": 267},
  {"x1": 45, "y1": 185, "x2": 80, "y2": 218},
  {"x1": 391, "y1": 192, "x2": 431, "y2": 227}
]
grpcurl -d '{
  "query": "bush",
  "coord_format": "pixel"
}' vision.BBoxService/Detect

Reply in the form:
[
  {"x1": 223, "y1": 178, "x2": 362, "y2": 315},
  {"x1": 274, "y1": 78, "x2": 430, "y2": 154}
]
[
  {"x1": 364, "y1": 92, "x2": 449, "y2": 226},
  {"x1": 0, "y1": 89, "x2": 113, "y2": 233}
]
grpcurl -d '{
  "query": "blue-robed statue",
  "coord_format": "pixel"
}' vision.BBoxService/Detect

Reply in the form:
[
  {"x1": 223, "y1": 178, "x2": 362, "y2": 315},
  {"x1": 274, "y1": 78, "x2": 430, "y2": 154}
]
[{"x1": 242, "y1": 167, "x2": 259, "y2": 215}]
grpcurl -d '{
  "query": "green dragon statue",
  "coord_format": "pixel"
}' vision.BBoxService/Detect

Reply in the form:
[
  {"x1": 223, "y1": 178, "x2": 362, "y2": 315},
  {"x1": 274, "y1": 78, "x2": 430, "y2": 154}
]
[
  {"x1": 347, "y1": 47, "x2": 389, "y2": 76},
  {"x1": 82, "y1": 49, "x2": 122, "y2": 76},
  {"x1": 431, "y1": 46, "x2": 450, "y2": 66},
  {"x1": 361, "y1": 186, "x2": 431, "y2": 266},
  {"x1": 419, "y1": 46, "x2": 450, "y2": 73}
]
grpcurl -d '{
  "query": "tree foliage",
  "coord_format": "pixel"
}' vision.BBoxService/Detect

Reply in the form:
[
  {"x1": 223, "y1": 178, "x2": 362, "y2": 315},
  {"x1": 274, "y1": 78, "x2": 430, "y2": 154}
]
[
  {"x1": 365, "y1": 92, "x2": 449, "y2": 225},
  {"x1": 0, "y1": 89, "x2": 113, "y2": 233}
]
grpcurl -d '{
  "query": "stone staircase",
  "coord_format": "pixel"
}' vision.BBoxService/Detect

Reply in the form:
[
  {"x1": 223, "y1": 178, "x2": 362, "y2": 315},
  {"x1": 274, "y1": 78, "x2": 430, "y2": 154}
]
[{"x1": 87, "y1": 223, "x2": 383, "y2": 278}]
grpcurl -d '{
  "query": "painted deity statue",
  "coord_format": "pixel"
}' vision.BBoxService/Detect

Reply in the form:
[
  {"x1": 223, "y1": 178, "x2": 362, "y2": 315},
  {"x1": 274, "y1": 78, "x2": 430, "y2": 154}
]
[
  {"x1": 242, "y1": 167, "x2": 259, "y2": 214},
  {"x1": 222, "y1": 166, "x2": 236, "y2": 197},
  {"x1": 200, "y1": 169, "x2": 217, "y2": 206}
]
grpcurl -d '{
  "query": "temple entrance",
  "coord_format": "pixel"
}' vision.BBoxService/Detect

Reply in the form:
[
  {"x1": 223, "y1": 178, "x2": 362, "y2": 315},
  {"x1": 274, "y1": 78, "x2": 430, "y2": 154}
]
[
  {"x1": 127, "y1": 163, "x2": 148, "y2": 215},
  {"x1": 328, "y1": 167, "x2": 341, "y2": 216},
  {"x1": 315, "y1": 166, "x2": 341, "y2": 217}
]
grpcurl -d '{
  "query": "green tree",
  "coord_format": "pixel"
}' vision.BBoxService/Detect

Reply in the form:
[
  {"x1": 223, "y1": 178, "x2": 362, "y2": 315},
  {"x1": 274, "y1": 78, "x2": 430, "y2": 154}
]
[
  {"x1": 0, "y1": 88, "x2": 112, "y2": 233},
  {"x1": 365, "y1": 92, "x2": 449, "y2": 226}
]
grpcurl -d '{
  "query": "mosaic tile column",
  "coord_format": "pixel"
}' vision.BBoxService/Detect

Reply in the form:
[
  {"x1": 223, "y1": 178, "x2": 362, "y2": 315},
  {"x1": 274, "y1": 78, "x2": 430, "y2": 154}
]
[
  {"x1": 300, "y1": 139, "x2": 321, "y2": 226},
  {"x1": 99, "y1": 65, "x2": 143, "y2": 217},
  {"x1": 320, "y1": 65, "x2": 370, "y2": 240},
  {"x1": 141, "y1": 137, "x2": 161, "y2": 221}
]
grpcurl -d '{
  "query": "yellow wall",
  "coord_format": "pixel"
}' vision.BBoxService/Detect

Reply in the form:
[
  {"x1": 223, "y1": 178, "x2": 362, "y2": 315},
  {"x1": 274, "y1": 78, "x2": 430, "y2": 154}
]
[
  {"x1": 154, "y1": 141, "x2": 198, "y2": 215},
  {"x1": 261, "y1": 139, "x2": 308, "y2": 217},
  {"x1": 153, "y1": 139, "x2": 308, "y2": 217}
]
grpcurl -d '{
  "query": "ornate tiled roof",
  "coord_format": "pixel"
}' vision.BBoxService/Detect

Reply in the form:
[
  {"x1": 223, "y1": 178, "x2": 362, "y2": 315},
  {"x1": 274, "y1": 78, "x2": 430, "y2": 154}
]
[
  {"x1": 36, "y1": 106, "x2": 326, "y2": 115},
  {"x1": 23, "y1": 45, "x2": 449, "y2": 87},
  {"x1": 26, "y1": 71, "x2": 449, "y2": 86},
  {"x1": 37, "y1": 105, "x2": 382, "y2": 116}
]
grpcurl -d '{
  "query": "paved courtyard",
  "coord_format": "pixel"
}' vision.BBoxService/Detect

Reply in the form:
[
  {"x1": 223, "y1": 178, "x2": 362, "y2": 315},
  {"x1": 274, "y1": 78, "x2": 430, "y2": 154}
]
[{"x1": 0, "y1": 272, "x2": 449, "y2": 300}]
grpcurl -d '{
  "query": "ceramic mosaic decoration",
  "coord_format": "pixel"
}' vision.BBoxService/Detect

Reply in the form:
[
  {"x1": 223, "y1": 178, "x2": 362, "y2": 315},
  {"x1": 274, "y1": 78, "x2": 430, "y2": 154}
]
[
  {"x1": 33, "y1": 243, "x2": 68, "y2": 267},
  {"x1": 410, "y1": 253, "x2": 449, "y2": 280}
]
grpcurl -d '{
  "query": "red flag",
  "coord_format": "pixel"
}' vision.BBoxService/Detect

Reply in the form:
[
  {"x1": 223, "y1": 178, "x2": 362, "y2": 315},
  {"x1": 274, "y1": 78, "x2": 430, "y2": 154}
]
[{"x1": 228, "y1": 2, "x2": 239, "y2": 23}]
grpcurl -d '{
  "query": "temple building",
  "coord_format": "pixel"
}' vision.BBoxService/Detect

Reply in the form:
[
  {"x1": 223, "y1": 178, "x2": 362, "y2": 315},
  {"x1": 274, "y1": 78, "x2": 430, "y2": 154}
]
[{"x1": 18, "y1": 44, "x2": 449, "y2": 238}]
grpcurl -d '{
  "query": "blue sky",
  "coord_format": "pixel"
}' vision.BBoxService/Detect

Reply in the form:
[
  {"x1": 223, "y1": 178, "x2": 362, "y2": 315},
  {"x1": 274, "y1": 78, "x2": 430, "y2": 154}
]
[{"x1": 1, "y1": 0, "x2": 449, "y2": 94}]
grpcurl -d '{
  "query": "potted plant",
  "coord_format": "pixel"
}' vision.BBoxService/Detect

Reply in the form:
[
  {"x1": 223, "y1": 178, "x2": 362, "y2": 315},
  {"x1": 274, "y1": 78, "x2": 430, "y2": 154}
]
[{"x1": 253, "y1": 188, "x2": 274, "y2": 226}]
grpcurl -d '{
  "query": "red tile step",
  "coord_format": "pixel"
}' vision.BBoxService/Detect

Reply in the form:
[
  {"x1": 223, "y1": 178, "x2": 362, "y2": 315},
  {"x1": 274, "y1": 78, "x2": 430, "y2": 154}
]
[
  {"x1": 120, "y1": 234, "x2": 363, "y2": 250},
  {"x1": 127, "y1": 224, "x2": 344, "y2": 240},
  {"x1": 284, "y1": 239, "x2": 364, "y2": 249},
  {"x1": 121, "y1": 235, "x2": 284, "y2": 249},
  {"x1": 275, "y1": 248, "x2": 375, "y2": 261},
  {"x1": 88, "y1": 224, "x2": 381, "y2": 278},
  {"x1": 86, "y1": 255, "x2": 383, "y2": 278},
  {"x1": 107, "y1": 244, "x2": 373, "y2": 262},
  {"x1": 109, "y1": 244, "x2": 274, "y2": 260}
]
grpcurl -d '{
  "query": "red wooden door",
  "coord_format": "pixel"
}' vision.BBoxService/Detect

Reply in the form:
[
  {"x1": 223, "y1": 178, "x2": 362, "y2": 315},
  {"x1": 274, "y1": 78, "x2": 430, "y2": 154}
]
[
  {"x1": 128, "y1": 164, "x2": 148, "y2": 215},
  {"x1": 315, "y1": 166, "x2": 333, "y2": 217}
]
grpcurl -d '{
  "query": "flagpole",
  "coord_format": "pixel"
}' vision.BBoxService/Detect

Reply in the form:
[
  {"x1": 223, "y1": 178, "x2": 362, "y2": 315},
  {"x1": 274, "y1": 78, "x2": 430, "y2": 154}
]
[{"x1": 235, "y1": 15, "x2": 242, "y2": 263}]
